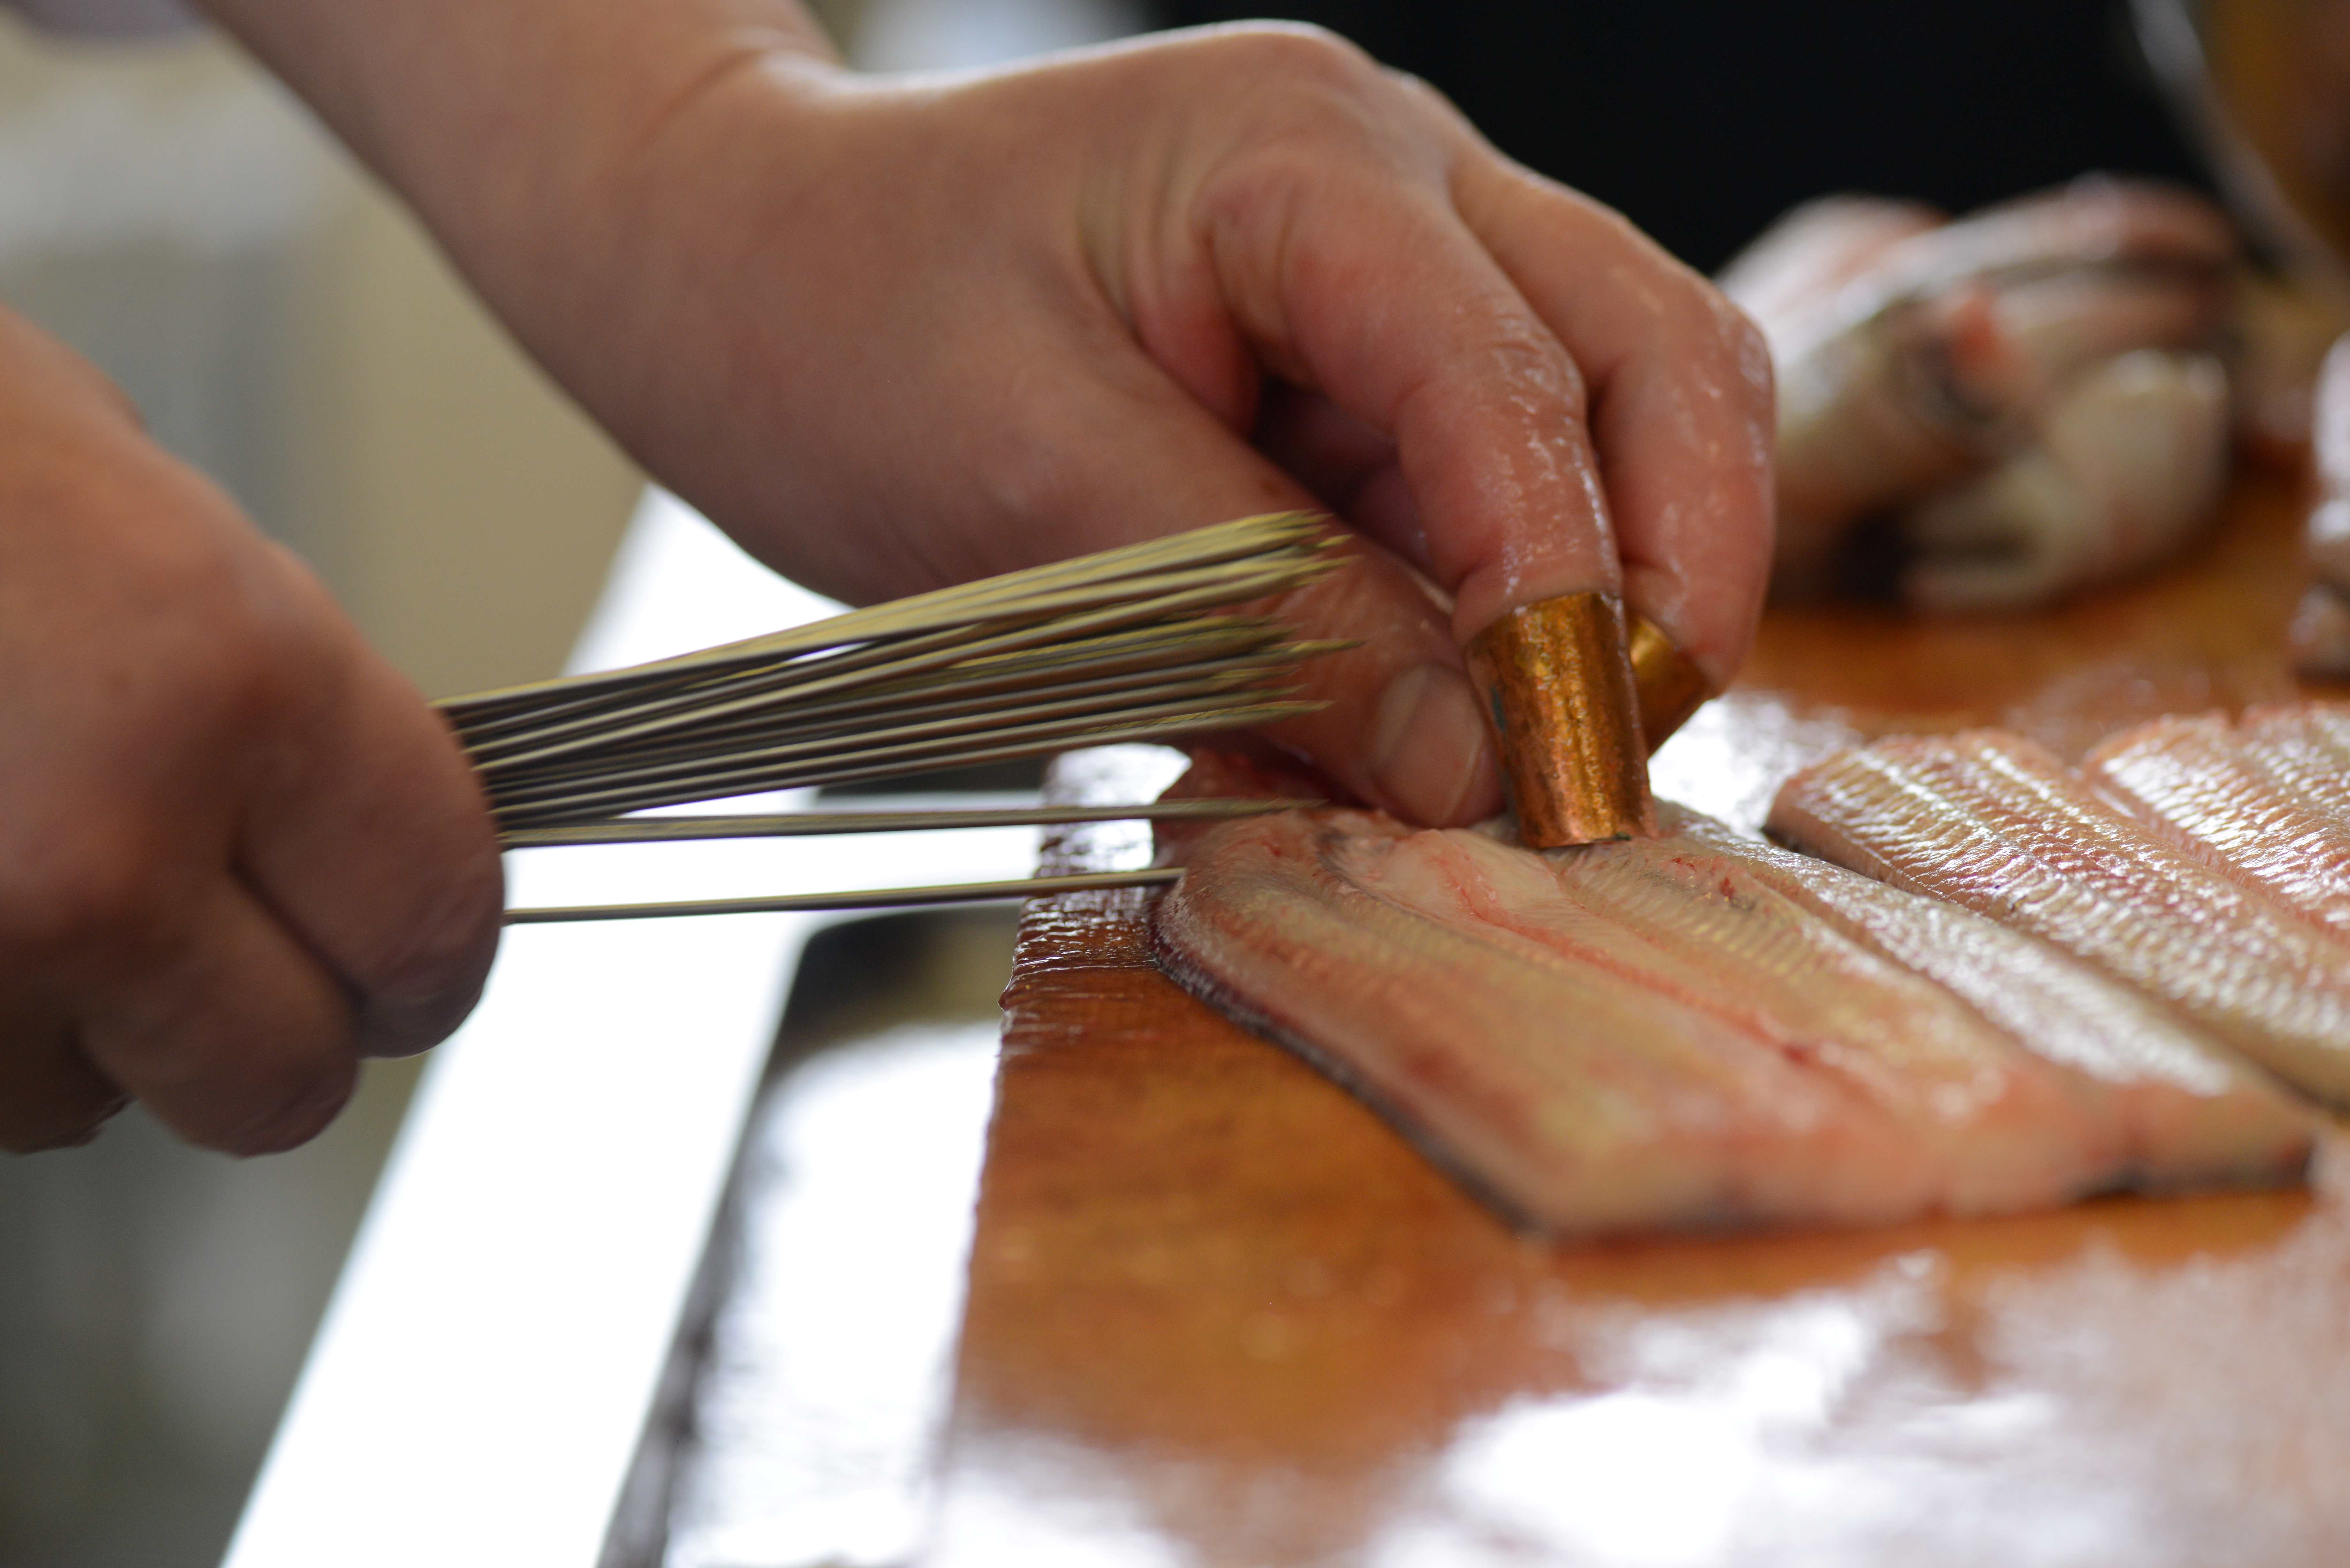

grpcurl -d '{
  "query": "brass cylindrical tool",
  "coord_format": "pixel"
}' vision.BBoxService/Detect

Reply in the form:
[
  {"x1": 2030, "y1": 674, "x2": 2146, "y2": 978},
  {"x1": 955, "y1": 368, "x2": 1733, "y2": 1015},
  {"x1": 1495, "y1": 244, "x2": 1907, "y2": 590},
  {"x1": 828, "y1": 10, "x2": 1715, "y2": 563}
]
[
  {"x1": 1466, "y1": 591, "x2": 1655, "y2": 847},
  {"x1": 1628, "y1": 613, "x2": 1713, "y2": 750}
]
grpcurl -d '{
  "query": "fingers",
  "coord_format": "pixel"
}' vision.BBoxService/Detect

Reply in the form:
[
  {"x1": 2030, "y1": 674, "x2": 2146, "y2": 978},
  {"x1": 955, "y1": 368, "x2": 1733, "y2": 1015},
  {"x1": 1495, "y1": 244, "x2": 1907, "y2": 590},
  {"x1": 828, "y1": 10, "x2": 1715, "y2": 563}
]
[
  {"x1": 0, "y1": 815, "x2": 356, "y2": 1155},
  {"x1": 0, "y1": 310, "x2": 504, "y2": 1155},
  {"x1": 0, "y1": 1013, "x2": 124, "y2": 1153},
  {"x1": 234, "y1": 556, "x2": 505, "y2": 1059},
  {"x1": 1100, "y1": 41, "x2": 1768, "y2": 773},
  {"x1": 1252, "y1": 383, "x2": 1426, "y2": 567},
  {"x1": 950, "y1": 333, "x2": 1504, "y2": 825},
  {"x1": 72, "y1": 880, "x2": 360, "y2": 1154},
  {"x1": 1193, "y1": 132, "x2": 1626, "y2": 645},
  {"x1": 1267, "y1": 537, "x2": 1505, "y2": 826},
  {"x1": 1455, "y1": 158, "x2": 1776, "y2": 685}
]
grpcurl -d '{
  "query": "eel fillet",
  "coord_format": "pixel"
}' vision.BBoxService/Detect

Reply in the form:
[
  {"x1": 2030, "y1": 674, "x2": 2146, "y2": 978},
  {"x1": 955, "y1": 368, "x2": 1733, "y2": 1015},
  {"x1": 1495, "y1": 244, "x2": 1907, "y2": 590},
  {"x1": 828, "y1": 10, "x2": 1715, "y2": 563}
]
[
  {"x1": 1152, "y1": 802, "x2": 2309, "y2": 1239},
  {"x1": 2083, "y1": 705, "x2": 2350, "y2": 936},
  {"x1": 1770, "y1": 730, "x2": 2350, "y2": 1105}
]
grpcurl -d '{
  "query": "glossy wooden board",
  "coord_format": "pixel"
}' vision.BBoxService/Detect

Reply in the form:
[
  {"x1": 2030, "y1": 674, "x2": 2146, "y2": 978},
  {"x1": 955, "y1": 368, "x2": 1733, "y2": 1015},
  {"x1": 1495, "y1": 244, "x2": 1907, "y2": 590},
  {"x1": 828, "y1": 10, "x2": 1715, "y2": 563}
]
[{"x1": 931, "y1": 473, "x2": 2350, "y2": 1567}]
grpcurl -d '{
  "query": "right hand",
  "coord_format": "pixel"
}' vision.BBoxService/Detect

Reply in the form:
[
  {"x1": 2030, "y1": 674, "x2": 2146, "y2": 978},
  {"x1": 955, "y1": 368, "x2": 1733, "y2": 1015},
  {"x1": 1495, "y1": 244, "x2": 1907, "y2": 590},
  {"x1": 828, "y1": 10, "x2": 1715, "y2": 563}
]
[
  {"x1": 0, "y1": 307, "x2": 503, "y2": 1155},
  {"x1": 338, "y1": 18, "x2": 1777, "y2": 826}
]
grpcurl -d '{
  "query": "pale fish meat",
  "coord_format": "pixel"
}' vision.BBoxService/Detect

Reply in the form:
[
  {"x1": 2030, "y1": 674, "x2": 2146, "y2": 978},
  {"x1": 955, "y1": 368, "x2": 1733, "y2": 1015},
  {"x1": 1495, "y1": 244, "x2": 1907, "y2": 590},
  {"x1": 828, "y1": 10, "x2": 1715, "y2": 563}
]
[
  {"x1": 1770, "y1": 731, "x2": 2350, "y2": 1104},
  {"x1": 1655, "y1": 804, "x2": 2307, "y2": 1188},
  {"x1": 2293, "y1": 334, "x2": 2350, "y2": 678},
  {"x1": 2083, "y1": 706, "x2": 2350, "y2": 936},
  {"x1": 1724, "y1": 179, "x2": 2235, "y2": 602},
  {"x1": 1153, "y1": 801, "x2": 2309, "y2": 1238}
]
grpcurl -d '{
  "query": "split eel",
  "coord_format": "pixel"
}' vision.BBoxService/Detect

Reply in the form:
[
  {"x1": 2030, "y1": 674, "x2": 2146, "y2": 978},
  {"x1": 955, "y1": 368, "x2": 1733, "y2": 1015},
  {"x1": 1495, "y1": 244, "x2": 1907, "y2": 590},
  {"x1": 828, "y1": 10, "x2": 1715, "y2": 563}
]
[
  {"x1": 1153, "y1": 798, "x2": 2310, "y2": 1239},
  {"x1": 2084, "y1": 705, "x2": 2350, "y2": 937},
  {"x1": 1771, "y1": 730, "x2": 2350, "y2": 1106}
]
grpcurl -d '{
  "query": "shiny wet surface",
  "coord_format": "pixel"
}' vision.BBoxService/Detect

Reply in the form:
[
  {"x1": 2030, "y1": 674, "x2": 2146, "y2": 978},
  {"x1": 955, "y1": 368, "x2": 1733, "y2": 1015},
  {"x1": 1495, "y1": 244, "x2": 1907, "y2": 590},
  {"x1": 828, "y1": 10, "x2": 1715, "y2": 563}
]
[
  {"x1": 645, "y1": 910, "x2": 1017, "y2": 1568},
  {"x1": 933, "y1": 474, "x2": 2350, "y2": 1566}
]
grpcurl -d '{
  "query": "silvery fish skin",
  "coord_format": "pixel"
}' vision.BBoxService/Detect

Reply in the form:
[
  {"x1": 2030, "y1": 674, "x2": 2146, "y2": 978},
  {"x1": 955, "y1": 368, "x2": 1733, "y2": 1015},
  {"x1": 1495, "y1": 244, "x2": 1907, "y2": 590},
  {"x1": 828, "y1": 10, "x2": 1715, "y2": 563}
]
[
  {"x1": 2084, "y1": 707, "x2": 2350, "y2": 937},
  {"x1": 1153, "y1": 802, "x2": 2310, "y2": 1238},
  {"x1": 1658, "y1": 804, "x2": 2309, "y2": 1190},
  {"x1": 1771, "y1": 731, "x2": 2350, "y2": 1105}
]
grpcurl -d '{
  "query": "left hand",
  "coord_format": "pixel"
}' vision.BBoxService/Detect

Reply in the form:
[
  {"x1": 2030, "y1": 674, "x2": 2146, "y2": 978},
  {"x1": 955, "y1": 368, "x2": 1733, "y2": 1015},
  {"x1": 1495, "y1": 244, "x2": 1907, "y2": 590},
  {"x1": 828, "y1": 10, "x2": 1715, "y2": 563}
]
[{"x1": 205, "y1": 4, "x2": 1776, "y2": 824}]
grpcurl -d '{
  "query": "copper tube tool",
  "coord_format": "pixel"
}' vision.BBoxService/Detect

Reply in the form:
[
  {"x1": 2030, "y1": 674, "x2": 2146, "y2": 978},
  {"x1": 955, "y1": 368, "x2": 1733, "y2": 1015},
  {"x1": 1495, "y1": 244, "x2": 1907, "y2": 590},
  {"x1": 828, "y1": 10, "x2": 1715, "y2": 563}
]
[
  {"x1": 1466, "y1": 591, "x2": 1656, "y2": 848},
  {"x1": 1628, "y1": 612, "x2": 1714, "y2": 750}
]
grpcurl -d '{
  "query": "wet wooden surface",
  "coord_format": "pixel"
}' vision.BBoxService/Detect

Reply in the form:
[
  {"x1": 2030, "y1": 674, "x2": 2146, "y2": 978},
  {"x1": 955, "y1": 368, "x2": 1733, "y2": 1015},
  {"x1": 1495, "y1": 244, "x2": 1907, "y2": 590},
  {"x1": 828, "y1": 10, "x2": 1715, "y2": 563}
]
[{"x1": 930, "y1": 471, "x2": 2350, "y2": 1568}]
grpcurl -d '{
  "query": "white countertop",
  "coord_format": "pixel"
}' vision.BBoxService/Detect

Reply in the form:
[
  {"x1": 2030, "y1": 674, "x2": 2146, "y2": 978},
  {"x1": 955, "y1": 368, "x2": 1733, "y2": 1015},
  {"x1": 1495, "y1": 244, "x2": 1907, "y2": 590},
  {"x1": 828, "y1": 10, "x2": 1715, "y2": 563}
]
[{"x1": 225, "y1": 491, "x2": 1041, "y2": 1568}]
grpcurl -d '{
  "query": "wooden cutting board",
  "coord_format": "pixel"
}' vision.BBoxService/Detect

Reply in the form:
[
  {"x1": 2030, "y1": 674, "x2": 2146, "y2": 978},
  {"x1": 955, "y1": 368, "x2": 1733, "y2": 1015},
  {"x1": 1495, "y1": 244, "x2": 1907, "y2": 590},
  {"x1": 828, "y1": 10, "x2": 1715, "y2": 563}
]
[{"x1": 927, "y1": 471, "x2": 2350, "y2": 1568}]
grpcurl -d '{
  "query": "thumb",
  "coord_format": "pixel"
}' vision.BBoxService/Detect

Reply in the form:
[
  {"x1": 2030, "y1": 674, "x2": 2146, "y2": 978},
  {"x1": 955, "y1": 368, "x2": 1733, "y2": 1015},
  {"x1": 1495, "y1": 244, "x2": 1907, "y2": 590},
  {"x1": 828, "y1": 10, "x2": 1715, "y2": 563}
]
[{"x1": 989, "y1": 344, "x2": 1505, "y2": 827}]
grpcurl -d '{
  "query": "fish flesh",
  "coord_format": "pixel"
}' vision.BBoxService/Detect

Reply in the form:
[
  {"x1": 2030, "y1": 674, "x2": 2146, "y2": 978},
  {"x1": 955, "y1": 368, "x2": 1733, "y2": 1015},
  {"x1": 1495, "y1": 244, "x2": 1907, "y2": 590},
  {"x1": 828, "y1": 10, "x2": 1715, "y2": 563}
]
[
  {"x1": 1896, "y1": 348, "x2": 2228, "y2": 612},
  {"x1": 1153, "y1": 797, "x2": 2309, "y2": 1238},
  {"x1": 1771, "y1": 730, "x2": 2350, "y2": 1104},
  {"x1": 2293, "y1": 332, "x2": 2350, "y2": 677},
  {"x1": 1722, "y1": 179, "x2": 2235, "y2": 601},
  {"x1": 2084, "y1": 706, "x2": 2350, "y2": 936},
  {"x1": 1655, "y1": 805, "x2": 2308, "y2": 1188}
]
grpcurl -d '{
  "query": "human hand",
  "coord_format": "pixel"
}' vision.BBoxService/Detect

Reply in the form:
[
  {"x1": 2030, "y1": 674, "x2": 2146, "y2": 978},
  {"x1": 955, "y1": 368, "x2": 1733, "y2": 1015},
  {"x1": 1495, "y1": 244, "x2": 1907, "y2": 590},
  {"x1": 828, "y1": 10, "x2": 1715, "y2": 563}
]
[
  {"x1": 0, "y1": 308, "x2": 502, "y2": 1154},
  {"x1": 384, "y1": 19, "x2": 1772, "y2": 823}
]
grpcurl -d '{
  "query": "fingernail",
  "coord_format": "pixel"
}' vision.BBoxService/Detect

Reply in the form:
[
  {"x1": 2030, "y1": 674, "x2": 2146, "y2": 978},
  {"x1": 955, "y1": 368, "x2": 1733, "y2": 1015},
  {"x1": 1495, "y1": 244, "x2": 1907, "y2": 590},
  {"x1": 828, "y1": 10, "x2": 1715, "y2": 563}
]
[
  {"x1": 1370, "y1": 663, "x2": 1503, "y2": 825},
  {"x1": 235, "y1": 1069, "x2": 355, "y2": 1157}
]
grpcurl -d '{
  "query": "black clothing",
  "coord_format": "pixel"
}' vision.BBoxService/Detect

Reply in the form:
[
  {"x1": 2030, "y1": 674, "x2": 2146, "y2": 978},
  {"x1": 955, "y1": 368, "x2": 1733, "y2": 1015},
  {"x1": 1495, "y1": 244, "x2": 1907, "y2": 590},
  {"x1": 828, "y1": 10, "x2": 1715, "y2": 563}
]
[{"x1": 1148, "y1": 1, "x2": 2215, "y2": 271}]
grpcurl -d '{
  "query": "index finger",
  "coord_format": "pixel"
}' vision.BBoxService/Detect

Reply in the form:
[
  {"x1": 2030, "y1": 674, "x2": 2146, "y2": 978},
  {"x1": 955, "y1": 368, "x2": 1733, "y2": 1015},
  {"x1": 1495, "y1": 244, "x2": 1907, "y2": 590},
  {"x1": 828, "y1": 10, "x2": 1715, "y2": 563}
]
[
  {"x1": 1206, "y1": 165, "x2": 1622, "y2": 644},
  {"x1": 1453, "y1": 157, "x2": 1778, "y2": 688}
]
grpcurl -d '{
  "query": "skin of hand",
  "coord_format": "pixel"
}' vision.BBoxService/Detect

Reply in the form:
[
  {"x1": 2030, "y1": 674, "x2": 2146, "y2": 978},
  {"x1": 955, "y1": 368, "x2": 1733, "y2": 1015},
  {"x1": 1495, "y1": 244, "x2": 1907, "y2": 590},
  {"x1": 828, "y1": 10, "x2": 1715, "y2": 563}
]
[
  {"x1": 0, "y1": 307, "x2": 503, "y2": 1154},
  {"x1": 202, "y1": 0, "x2": 1775, "y2": 827}
]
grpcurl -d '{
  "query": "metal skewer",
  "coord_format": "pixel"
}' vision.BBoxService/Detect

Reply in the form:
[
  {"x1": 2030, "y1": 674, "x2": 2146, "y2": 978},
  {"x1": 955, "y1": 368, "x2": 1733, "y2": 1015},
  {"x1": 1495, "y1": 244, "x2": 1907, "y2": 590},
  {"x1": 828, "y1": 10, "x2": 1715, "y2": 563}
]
[
  {"x1": 504, "y1": 868, "x2": 1184, "y2": 924},
  {"x1": 498, "y1": 796, "x2": 1324, "y2": 848},
  {"x1": 451, "y1": 514, "x2": 1346, "y2": 923}
]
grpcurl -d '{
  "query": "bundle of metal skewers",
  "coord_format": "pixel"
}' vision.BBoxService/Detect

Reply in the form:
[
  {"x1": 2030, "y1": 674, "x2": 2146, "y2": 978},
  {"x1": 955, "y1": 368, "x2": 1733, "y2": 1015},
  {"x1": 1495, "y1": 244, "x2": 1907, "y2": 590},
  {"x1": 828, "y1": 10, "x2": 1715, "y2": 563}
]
[{"x1": 437, "y1": 513, "x2": 1344, "y2": 922}]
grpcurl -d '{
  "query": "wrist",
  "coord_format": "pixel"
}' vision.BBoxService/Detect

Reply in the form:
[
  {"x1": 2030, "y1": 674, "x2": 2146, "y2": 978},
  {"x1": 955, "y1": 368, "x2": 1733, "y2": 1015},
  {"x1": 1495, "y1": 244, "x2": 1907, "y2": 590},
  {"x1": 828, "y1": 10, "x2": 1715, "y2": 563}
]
[{"x1": 194, "y1": 0, "x2": 844, "y2": 348}]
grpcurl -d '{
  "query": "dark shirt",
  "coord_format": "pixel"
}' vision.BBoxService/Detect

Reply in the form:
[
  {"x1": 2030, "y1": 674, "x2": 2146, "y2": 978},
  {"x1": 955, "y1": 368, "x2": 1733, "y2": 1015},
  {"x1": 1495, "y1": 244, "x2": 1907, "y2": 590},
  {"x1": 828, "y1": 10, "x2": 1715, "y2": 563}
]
[{"x1": 1148, "y1": 1, "x2": 2215, "y2": 271}]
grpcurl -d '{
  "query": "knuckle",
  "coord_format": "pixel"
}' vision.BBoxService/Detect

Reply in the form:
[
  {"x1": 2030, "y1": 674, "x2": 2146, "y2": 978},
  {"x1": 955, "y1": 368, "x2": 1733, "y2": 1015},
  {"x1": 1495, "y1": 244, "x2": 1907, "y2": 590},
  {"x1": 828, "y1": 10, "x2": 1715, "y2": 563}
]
[
  {"x1": 1471, "y1": 322, "x2": 1588, "y2": 415},
  {"x1": 1204, "y1": 21, "x2": 1380, "y2": 89},
  {"x1": 88, "y1": 515, "x2": 339, "y2": 745},
  {"x1": 0, "y1": 822, "x2": 177, "y2": 960},
  {"x1": 1194, "y1": 24, "x2": 1421, "y2": 168},
  {"x1": 158, "y1": 567, "x2": 318, "y2": 731}
]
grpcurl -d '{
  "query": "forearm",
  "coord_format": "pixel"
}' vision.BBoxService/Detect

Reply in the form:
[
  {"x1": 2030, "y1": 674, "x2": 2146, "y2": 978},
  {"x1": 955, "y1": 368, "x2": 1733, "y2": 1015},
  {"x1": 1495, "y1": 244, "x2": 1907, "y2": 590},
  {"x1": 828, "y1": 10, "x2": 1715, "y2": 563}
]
[{"x1": 193, "y1": 0, "x2": 839, "y2": 331}]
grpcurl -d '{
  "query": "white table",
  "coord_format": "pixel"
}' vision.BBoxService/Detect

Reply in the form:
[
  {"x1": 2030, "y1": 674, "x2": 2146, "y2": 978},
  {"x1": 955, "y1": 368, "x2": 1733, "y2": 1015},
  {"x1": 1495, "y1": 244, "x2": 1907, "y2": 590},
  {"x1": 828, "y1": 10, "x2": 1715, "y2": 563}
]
[{"x1": 225, "y1": 492, "x2": 1041, "y2": 1568}]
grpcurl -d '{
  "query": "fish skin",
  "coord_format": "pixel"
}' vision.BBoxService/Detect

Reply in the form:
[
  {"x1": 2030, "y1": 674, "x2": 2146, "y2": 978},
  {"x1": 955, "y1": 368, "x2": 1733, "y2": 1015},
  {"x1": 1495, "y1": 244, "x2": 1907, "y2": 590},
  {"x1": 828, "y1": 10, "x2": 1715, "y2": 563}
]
[
  {"x1": 1154, "y1": 801, "x2": 2312, "y2": 1239},
  {"x1": 2237, "y1": 702, "x2": 2350, "y2": 814},
  {"x1": 1661, "y1": 804, "x2": 2311, "y2": 1192},
  {"x1": 1365, "y1": 825, "x2": 2124, "y2": 1218},
  {"x1": 2084, "y1": 709, "x2": 2350, "y2": 937},
  {"x1": 1156, "y1": 810, "x2": 1938, "y2": 1237},
  {"x1": 1770, "y1": 731, "x2": 2350, "y2": 1106}
]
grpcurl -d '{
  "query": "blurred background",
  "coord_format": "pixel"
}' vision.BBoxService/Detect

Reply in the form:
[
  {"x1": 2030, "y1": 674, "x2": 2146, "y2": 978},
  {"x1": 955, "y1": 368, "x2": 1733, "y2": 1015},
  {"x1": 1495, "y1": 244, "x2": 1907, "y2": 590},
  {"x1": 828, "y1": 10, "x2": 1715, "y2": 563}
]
[
  {"x1": 0, "y1": 2, "x2": 1136, "y2": 1564},
  {"x1": 0, "y1": 0, "x2": 2301, "y2": 1562}
]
